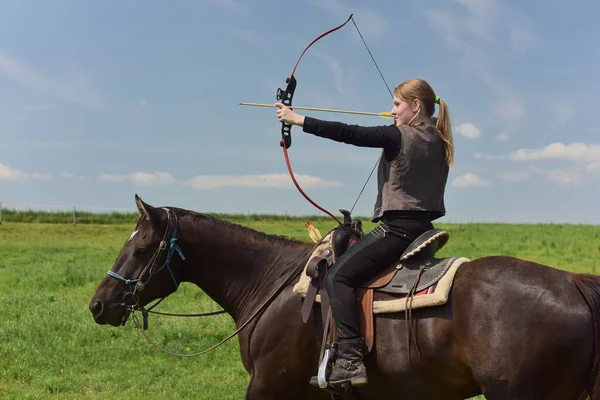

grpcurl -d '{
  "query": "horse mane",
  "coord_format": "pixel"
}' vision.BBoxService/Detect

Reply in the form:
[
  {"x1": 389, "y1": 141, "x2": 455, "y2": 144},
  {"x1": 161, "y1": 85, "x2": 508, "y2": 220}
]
[{"x1": 167, "y1": 206, "x2": 309, "y2": 248}]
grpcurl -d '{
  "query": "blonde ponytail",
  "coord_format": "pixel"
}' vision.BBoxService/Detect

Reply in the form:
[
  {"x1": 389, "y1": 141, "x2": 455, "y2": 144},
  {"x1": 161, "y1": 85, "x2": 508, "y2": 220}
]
[{"x1": 435, "y1": 98, "x2": 454, "y2": 166}]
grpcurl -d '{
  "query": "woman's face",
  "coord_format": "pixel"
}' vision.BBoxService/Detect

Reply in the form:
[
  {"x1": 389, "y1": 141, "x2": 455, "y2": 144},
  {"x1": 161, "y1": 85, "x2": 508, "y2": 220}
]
[{"x1": 391, "y1": 95, "x2": 420, "y2": 127}]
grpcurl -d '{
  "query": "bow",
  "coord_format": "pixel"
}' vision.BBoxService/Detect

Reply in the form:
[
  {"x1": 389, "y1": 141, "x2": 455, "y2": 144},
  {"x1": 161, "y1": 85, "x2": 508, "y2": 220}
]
[{"x1": 276, "y1": 14, "x2": 393, "y2": 225}]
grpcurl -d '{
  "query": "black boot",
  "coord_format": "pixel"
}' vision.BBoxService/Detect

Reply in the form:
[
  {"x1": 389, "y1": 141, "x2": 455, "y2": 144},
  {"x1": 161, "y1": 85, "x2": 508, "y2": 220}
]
[{"x1": 311, "y1": 337, "x2": 368, "y2": 388}]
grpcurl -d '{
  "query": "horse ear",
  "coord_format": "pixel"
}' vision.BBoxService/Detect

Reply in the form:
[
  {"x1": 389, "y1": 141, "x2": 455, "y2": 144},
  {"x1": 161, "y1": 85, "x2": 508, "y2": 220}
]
[{"x1": 134, "y1": 194, "x2": 162, "y2": 223}]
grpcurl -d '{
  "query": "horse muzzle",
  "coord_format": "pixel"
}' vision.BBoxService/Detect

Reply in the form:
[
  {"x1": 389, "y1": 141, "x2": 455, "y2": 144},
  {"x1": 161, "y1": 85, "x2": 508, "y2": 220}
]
[{"x1": 89, "y1": 297, "x2": 127, "y2": 327}]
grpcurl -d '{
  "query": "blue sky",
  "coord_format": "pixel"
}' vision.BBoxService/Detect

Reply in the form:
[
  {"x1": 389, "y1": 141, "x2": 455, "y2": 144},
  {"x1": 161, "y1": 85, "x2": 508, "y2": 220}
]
[{"x1": 1, "y1": 0, "x2": 599, "y2": 224}]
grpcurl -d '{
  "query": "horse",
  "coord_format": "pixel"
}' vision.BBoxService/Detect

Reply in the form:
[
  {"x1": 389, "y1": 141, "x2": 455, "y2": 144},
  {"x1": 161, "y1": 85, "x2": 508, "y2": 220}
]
[{"x1": 90, "y1": 195, "x2": 600, "y2": 400}]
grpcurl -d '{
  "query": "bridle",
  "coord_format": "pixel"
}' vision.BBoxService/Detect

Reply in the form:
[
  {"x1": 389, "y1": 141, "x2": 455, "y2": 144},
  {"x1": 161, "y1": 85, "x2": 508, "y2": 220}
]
[{"x1": 106, "y1": 208, "x2": 189, "y2": 330}]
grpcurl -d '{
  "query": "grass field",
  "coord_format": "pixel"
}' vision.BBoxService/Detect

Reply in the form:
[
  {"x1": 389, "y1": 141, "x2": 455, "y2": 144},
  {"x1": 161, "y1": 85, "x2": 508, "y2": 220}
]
[{"x1": 1, "y1": 214, "x2": 599, "y2": 399}]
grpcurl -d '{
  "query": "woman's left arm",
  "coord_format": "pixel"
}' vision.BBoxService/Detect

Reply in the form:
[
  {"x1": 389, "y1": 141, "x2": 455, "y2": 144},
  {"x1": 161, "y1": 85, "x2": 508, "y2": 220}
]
[{"x1": 275, "y1": 103, "x2": 400, "y2": 150}]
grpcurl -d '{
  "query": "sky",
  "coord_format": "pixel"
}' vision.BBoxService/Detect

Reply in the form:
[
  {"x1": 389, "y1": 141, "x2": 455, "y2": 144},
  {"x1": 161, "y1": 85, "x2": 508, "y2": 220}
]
[{"x1": 1, "y1": 0, "x2": 599, "y2": 224}]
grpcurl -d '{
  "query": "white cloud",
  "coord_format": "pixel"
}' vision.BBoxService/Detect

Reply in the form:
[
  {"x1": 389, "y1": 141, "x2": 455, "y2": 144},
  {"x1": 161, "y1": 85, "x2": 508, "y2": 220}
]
[
  {"x1": 455, "y1": 122, "x2": 481, "y2": 139},
  {"x1": 60, "y1": 172, "x2": 85, "y2": 181},
  {"x1": 0, "y1": 162, "x2": 49, "y2": 181},
  {"x1": 0, "y1": 50, "x2": 104, "y2": 109},
  {"x1": 508, "y1": 142, "x2": 600, "y2": 163},
  {"x1": 494, "y1": 101, "x2": 526, "y2": 119},
  {"x1": 30, "y1": 173, "x2": 50, "y2": 180},
  {"x1": 98, "y1": 171, "x2": 342, "y2": 190},
  {"x1": 100, "y1": 172, "x2": 175, "y2": 186},
  {"x1": 531, "y1": 167, "x2": 584, "y2": 185},
  {"x1": 551, "y1": 171, "x2": 583, "y2": 185},
  {"x1": 187, "y1": 173, "x2": 343, "y2": 190},
  {"x1": 495, "y1": 133, "x2": 509, "y2": 141},
  {"x1": 497, "y1": 171, "x2": 530, "y2": 182},
  {"x1": 452, "y1": 172, "x2": 491, "y2": 187}
]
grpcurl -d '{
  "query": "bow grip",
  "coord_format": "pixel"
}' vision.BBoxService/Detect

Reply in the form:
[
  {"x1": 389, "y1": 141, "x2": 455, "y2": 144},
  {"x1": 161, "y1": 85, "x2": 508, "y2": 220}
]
[{"x1": 277, "y1": 75, "x2": 297, "y2": 149}]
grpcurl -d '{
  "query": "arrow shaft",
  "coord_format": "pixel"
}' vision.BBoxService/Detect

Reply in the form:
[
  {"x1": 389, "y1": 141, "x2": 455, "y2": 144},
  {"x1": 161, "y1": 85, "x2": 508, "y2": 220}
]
[{"x1": 239, "y1": 102, "x2": 391, "y2": 118}]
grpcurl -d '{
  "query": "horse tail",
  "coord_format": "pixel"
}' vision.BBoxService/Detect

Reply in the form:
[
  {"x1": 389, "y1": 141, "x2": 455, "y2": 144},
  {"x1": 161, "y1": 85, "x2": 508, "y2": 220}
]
[{"x1": 571, "y1": 273, "x2": 600, "y2": 399}]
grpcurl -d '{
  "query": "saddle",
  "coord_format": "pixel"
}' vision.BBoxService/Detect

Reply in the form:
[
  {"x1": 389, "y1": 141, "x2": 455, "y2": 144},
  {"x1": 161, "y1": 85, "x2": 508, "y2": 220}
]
[
  {"x1": 293, "y1": 210, "x2": 469, "y2": 395},
  {"x1": 296, "y1": 216, "x2": 469, "y2": 390}
]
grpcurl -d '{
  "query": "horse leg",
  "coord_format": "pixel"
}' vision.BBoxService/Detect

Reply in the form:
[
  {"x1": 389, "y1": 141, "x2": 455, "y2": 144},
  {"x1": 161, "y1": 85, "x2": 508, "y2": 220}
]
[
  {"x1": 245, "y1": 371, "x2": 331, "y2": 400},
  {"x1": 241, "y1": 287, "x2": 333, "y2": 400}
]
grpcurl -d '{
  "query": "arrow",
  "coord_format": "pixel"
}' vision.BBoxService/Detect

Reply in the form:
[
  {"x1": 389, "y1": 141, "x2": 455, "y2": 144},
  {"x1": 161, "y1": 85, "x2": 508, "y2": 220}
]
[{"x1": 239, "y1": 102, "x2": 393, "y2": 119}]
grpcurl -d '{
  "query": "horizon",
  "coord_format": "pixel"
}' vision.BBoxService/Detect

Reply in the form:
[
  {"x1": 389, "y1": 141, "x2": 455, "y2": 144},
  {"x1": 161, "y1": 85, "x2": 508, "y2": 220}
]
[{"x1": 1, "y1": 205, "x2": 598, "y2": 227}]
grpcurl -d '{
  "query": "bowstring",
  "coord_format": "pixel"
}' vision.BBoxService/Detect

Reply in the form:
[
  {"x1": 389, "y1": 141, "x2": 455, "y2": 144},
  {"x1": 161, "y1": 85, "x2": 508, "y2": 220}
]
[
  {"x1": 350, "y1": 16, "x2": 393, "y2": 99},
  {"x1": 348, "y1": 15, "x2": 394, "y2": 215}
]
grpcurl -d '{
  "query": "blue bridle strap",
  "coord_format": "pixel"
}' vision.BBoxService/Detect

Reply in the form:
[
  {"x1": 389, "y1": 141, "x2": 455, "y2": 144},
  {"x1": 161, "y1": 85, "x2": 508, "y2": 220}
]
[
  {"x1": 153, "y1": 210, "x2": 186, "y2": 290},
  {"x1": 107, "y1": 270, "x2": 138, "y2": 285}
]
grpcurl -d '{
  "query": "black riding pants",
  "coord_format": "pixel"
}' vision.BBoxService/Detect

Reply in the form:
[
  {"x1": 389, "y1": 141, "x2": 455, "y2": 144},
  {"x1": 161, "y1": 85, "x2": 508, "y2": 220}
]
[{"x1": 325, "y1": 217, "x2": 433, "y2": 340}]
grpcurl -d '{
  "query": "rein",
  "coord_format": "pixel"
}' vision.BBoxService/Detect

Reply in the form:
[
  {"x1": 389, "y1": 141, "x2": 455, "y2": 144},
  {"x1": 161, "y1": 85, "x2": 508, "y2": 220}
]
[
  {"x1": 106, "y1": 207, "x2": 310, "y2": 358},
  {"x1": 131, "y1": 256, "x2": 307, "y2": 357}
]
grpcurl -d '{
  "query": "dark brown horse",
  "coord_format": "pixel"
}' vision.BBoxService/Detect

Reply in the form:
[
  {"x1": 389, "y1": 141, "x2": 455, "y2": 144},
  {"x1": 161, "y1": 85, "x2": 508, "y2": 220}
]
[{"x1": 90, "y1": 195, "x2": 600, "y2": 399}]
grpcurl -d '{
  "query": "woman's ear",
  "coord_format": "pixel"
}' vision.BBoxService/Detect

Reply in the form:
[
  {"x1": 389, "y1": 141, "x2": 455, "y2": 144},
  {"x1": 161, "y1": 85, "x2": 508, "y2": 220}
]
[{"x1": 412, "y1": 98, "x2": 421, "y2": 113}]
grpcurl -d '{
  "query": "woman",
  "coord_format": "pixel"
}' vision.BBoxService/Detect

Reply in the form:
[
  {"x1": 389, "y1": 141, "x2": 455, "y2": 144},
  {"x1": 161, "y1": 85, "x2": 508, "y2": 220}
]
[{"x1": 275, "y1": 78, "x2": 454, "y2": 389}]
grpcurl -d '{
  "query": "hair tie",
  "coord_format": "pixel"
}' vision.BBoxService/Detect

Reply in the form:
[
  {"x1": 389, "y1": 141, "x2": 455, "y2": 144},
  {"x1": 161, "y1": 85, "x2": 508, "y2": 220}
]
[{"x1": 434, "y1": 96, "x2": 441, "y2": 104}]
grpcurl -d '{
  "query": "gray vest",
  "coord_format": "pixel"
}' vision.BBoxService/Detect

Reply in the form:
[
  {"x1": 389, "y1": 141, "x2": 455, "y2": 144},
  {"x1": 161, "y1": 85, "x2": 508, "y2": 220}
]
[{"x1": 372, "y1": 118, "x2": 449, "y2": 222}]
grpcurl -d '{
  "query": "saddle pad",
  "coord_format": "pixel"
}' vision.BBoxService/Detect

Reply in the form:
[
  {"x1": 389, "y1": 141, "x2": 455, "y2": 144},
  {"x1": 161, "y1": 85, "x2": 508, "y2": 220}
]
[
  {"x1": 373, "y1": 257, "x2": 468, "y2": 313},
  {"x1": 293, "y1": 255, "x2": 470, "y2": 314},
  {"x1": 375, "y1": 256, "x2": 460, "y2": 295}
]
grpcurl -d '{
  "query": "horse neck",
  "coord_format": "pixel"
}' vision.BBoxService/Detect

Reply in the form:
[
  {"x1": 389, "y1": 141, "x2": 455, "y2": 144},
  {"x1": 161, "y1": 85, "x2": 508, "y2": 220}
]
[{"x1": 177, "y1": 215, "x2": 313, "y2": 322}]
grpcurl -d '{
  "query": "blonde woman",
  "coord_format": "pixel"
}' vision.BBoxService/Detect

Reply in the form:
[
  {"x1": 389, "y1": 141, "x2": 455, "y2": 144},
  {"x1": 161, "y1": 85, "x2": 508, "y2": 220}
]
[{"x1": 276, "y1": 78, "x2": 454, "y2": 389}]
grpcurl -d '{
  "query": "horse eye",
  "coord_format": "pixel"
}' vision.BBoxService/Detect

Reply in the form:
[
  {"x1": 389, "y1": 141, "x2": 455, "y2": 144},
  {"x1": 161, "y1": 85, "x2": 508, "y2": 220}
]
[{"x1": 133, "y1": 247, "x2": 146, "y2": 256}]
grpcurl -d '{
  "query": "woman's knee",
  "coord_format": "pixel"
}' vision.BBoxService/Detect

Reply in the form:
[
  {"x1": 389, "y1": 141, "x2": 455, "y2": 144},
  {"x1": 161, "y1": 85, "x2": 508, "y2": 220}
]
[{"x1": 325, "y1": 264, "x2": 355, "y2": 293}]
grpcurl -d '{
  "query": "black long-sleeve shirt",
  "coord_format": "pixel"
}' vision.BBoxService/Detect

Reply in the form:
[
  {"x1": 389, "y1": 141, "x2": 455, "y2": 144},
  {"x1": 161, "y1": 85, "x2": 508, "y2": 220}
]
[
  {"x1": 301, "y1": 116, "x2": 436, "y2": 225},
  {"x1": 302, "y1": 117, "x2": 402, "y2": 161}
]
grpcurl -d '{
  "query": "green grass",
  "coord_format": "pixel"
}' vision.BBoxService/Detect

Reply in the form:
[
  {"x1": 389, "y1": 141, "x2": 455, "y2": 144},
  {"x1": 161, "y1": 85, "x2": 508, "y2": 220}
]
[{"x1": 1, "y1": 218, "x2": 599, "y2": 399}]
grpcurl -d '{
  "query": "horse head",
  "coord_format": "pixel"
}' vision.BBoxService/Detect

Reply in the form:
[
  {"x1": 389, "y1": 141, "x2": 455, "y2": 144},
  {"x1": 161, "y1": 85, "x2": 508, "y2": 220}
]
[
  {"x1": 89, "y1": 194, "x2": 186, "y2": 327},
  {"x1": 331, "y1": 209, "x2": 363, "y2": 260}
]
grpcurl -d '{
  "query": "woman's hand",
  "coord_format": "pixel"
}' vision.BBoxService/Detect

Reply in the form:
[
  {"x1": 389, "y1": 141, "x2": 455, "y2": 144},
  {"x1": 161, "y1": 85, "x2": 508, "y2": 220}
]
[{"x1": 275, "y1": 103, "x2": 305, "y2": 127}]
